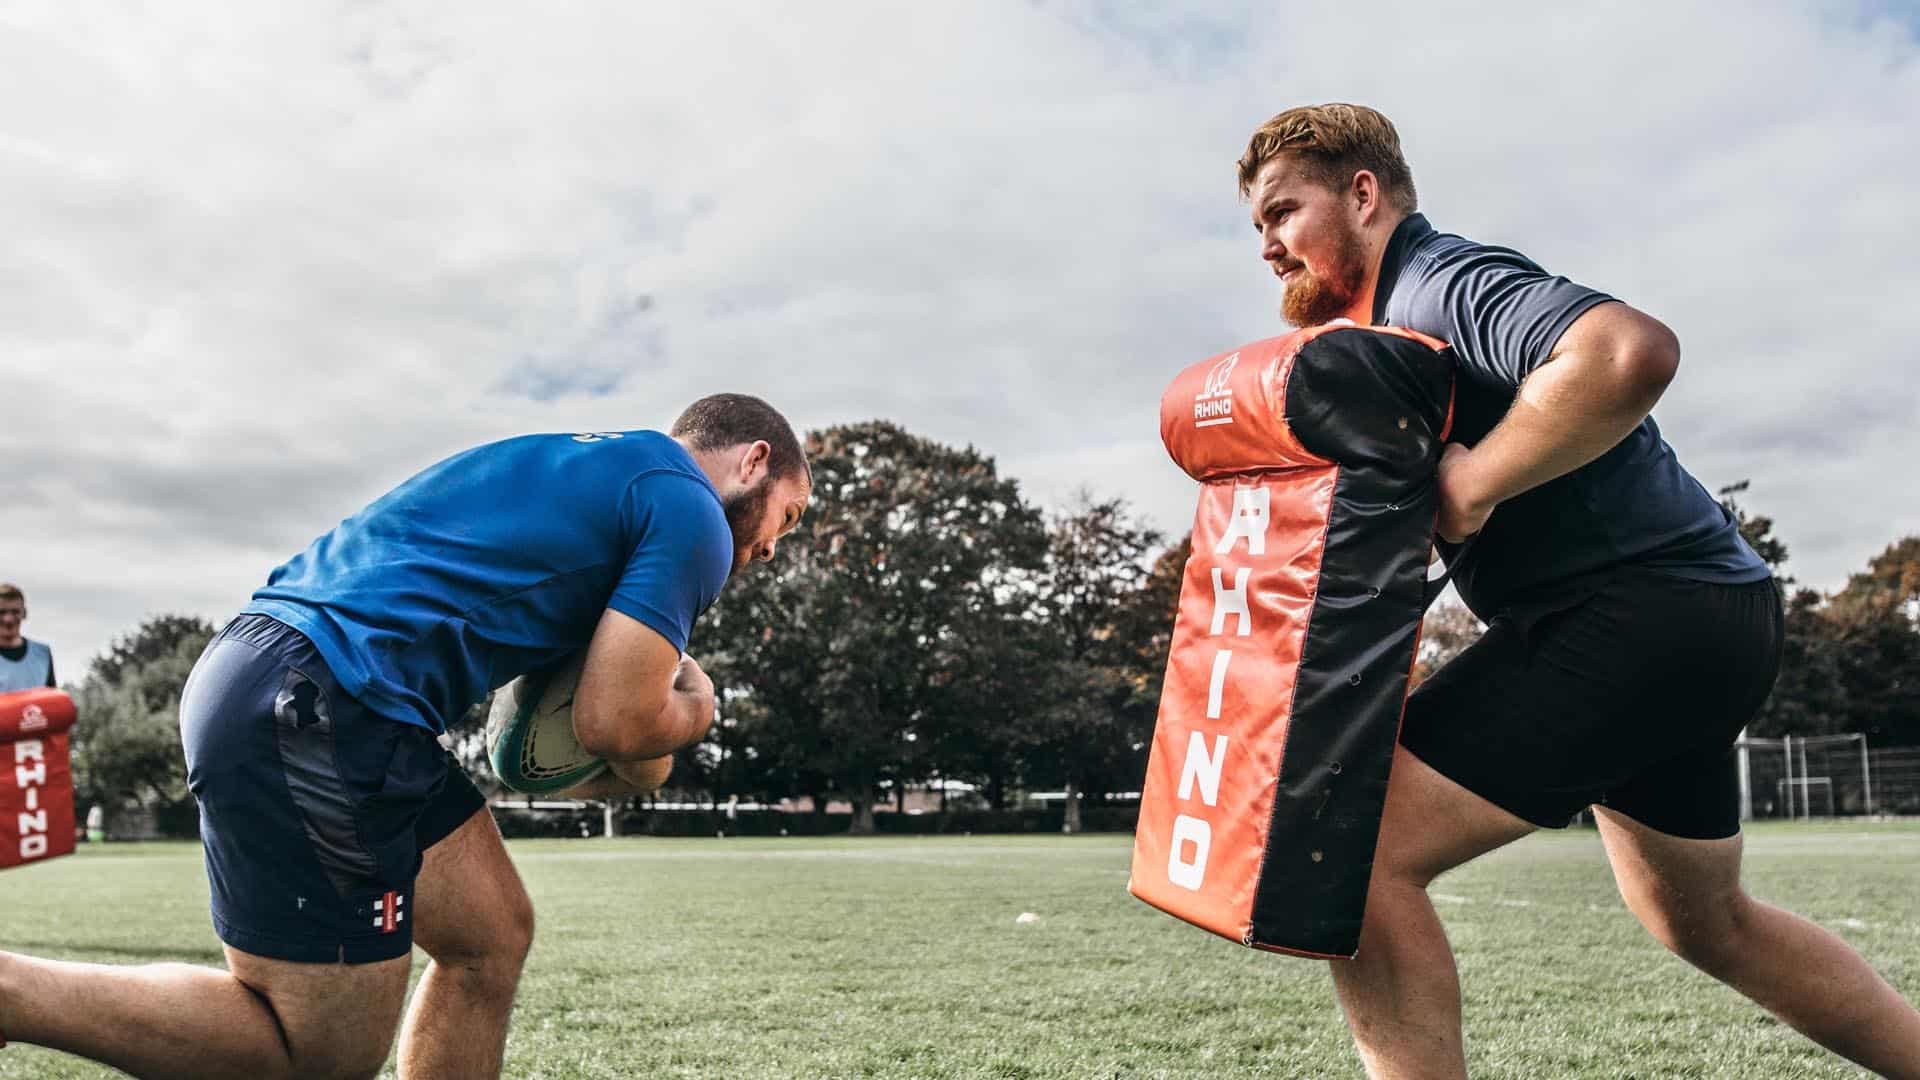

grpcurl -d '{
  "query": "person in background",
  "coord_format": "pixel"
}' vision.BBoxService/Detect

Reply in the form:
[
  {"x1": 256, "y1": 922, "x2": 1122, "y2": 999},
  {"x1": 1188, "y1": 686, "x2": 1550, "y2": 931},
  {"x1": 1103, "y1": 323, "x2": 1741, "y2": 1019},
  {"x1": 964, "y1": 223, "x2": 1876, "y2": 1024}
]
[{"x1": 0, "y1": 583, "x2": 56, "y2": 694}]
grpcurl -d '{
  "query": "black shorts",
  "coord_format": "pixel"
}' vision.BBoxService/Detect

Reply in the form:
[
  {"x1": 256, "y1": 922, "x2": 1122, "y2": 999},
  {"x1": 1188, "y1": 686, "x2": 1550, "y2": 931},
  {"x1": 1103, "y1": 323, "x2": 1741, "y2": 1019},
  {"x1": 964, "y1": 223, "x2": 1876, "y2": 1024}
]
[
  {"x1": 180, "y1": 614, "x2": 487, "y2": 963},
  {"x1": 1399, "y1": 567, "x2": 1783, "y2": 840}
]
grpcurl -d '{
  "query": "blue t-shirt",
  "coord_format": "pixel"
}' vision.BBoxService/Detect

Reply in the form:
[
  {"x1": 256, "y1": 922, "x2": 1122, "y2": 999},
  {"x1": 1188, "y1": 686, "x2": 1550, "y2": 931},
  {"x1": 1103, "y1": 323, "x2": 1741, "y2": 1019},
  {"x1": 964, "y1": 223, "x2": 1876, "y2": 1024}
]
[
  {"x1": 245, "y1": 430, "x2": 734, "y2": 733},
  {"x1": 1373, "y1": 214, "x2": 1769, "y2": 617}
]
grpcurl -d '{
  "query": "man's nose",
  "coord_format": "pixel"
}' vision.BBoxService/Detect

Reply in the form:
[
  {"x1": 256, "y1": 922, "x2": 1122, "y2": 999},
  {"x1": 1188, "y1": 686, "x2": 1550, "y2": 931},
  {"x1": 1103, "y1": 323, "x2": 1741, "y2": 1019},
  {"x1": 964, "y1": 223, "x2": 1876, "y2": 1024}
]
[{"x1": 1261, "y1": 229, "x2": 1285, "y2": 263}]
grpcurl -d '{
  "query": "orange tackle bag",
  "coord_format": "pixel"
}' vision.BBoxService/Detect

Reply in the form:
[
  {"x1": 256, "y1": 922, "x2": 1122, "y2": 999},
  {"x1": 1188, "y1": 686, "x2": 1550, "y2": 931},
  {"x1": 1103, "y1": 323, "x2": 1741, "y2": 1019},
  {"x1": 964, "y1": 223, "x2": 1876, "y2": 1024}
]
[
  {"x1": 1128, "y1": 324, "x2": 1454, "y2": 958},
  {"x1": 0, "y1": 688, "x2": 79, "y2": 869}
]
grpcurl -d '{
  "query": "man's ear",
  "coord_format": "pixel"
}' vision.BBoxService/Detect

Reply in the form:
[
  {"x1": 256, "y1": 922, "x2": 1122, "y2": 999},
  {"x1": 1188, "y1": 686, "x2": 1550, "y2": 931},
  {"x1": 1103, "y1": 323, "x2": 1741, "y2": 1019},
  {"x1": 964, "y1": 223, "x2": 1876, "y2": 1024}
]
[
  {"x1": 1350, "y1": 169, "x2": 1381, "y2": 224},
  {"x1": 738, "y1": 440, "x2": 772, "y2": 485}
]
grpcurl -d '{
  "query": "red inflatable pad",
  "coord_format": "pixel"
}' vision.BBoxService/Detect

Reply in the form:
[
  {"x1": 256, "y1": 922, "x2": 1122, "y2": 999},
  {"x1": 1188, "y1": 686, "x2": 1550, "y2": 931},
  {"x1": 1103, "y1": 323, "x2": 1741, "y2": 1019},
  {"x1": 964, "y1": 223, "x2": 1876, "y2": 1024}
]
[
  {"x1": 0, "y1": 688, "x2": 78, "y2": 869},
  {"x1": 1129, "y1": 325, "x2": 1453, "y2": 958}
]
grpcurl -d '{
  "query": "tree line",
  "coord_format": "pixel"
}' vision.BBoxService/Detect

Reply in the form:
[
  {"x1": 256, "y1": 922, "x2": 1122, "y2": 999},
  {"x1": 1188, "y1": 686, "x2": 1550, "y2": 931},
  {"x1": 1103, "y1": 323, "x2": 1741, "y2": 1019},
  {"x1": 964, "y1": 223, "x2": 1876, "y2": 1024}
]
[
  {"x1": 1718, "y1": 483, "x2": 1920, "y2": 746},
  {"x1": 59, "y1": 426, "x2": 1920, "y2": 834}
]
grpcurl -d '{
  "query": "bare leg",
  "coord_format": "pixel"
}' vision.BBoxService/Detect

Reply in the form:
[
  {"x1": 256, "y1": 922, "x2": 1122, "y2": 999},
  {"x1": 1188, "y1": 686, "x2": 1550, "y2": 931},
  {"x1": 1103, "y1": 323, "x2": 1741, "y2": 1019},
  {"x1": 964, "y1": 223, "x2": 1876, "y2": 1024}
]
[
  {"x1": 396, "y1": 808, "x2": 536, "y2": 1079},
  {"x1": 0, "y1": 944, "x2": 408, "y2": 1080},
  {"x1": 1595, "y1": 807, "x2": 1920, "y2": 1079},
  {"x1": 1328, "y1": 747, "x2": 1536, "y2": 1080}
]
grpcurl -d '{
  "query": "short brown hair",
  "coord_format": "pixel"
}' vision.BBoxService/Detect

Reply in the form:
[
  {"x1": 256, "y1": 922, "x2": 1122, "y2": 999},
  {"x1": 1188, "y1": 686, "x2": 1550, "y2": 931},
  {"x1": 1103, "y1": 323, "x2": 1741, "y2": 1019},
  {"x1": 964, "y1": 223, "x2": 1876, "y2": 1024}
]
[
  {"x1": 0, "y1": 583, "x2": 22, "y2": 606},
  {"x1": 670, "y1": 393, "x2": 809, "y2": 483},
  {"x1": 1237, "y1": 103, "x2": 1417, "y2": 213}
]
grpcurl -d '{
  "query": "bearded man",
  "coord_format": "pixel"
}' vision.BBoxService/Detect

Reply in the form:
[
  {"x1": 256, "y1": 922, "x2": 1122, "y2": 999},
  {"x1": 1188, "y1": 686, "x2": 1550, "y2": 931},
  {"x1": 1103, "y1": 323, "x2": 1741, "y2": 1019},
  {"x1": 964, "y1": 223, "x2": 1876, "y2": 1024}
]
[
  {"x1": 1240, "y1": 103, "x2": 1920, "y2": 1079},
  {"x1": 0, "y1": 393, "x2": 810, "y2": 1079}
]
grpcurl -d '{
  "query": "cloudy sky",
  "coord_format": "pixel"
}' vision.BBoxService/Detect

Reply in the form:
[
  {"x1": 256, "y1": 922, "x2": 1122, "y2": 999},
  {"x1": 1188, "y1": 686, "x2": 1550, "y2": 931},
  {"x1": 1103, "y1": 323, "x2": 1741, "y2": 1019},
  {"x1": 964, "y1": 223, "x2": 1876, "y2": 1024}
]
[{"x1": 4, "y1": 1, "x2": 1917, "y2": 673}]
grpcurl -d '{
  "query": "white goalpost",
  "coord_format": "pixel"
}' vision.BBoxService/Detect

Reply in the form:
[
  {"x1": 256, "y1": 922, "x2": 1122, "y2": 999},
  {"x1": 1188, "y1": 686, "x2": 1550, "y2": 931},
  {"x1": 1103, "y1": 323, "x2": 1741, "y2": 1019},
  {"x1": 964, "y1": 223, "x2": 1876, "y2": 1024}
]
[{"x1": 1735, "y1": 731, "x2": 1873, "y2": 820}]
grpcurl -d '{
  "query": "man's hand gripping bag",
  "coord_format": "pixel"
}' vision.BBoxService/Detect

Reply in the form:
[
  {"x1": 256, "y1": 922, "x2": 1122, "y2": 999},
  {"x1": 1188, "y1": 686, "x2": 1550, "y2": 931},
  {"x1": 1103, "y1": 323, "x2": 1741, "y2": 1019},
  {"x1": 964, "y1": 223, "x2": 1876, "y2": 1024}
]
[{"x1": 1128, "y1": 324, "x2": 1453, "y2": 958}]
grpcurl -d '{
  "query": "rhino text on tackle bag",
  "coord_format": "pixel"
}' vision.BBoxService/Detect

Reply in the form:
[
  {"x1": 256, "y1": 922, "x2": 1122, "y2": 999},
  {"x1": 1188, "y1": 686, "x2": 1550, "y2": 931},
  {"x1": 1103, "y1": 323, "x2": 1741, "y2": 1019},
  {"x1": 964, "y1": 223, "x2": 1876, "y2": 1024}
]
[
  {"x1": 1129, "y1": 323, "x2": 1455, "y2": 958},
  {"x1": 1, "y1": 687, "x2": 79, "y2": 869}
]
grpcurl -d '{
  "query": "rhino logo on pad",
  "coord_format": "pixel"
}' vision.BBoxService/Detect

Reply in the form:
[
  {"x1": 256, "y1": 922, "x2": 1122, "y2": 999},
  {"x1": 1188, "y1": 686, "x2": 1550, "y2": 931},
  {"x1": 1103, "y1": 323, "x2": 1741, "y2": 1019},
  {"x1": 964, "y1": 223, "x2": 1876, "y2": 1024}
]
[{"x1": 1193, "y1": 353, "x2": 1239, "y2": 428}]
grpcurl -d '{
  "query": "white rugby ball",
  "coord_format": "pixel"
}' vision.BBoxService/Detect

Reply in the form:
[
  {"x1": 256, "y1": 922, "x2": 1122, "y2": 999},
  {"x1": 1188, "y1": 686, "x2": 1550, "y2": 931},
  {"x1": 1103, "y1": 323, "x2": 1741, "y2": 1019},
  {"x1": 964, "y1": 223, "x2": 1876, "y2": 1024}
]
[{"x1": 486, "y1": 652, "x2": 609, "y2": 794}]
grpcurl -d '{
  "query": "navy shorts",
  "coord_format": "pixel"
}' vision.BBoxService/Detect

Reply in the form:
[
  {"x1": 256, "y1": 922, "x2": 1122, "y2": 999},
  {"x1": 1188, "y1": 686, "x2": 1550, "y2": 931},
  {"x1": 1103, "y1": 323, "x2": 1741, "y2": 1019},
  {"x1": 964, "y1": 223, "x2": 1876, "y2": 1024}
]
[
  {"x1": 180, "y1": 614, "x2": 487, "y2": 963},
  {"x1": 1400, "y1": 568, "x2": 1783, "y2": 840}
]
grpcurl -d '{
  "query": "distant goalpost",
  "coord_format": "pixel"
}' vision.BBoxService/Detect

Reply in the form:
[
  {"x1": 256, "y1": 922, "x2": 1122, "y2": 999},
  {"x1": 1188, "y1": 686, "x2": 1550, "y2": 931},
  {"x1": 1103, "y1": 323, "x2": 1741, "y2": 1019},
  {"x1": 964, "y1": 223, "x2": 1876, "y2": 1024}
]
[{"x1": 1735, "y1": 731, "x2": 1873, "y2": 820}]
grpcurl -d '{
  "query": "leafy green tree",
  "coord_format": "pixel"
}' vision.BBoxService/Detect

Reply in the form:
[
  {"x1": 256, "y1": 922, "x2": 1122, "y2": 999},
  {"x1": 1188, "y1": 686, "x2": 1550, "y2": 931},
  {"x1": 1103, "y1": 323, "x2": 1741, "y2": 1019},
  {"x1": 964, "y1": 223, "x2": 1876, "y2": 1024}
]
[
  {"x1": 1713, "y1": 481, "x2": 1829, "y2": 738},
  {"x1": 1023, "y1": 496, "x2": 1163, "y2": 831},
  {"x1": 1718, "y1": 480, "x2": 1792, "y2": 585},
  {"x1": 1832, "y1": 536, "x2": 1920, "y2": 621},
  {"x1": 1753, "y1": 587, "x2": 1850, "y2": 737},
  {"x1": 929, "y1": 612, "x2": 1065, "y2": 810},
  {"x1": 69, "y1": 615, "x2": 216, "y2": 824},
  {"x1": 1745, "y1": 516, "x2": 1920, "y2": 744},
  {"x1": 699, "y1": 421, "x2": 1049, "y2": 832},
  {"x1": 1114, "y1": 534, "x2": 1190, "y2": 707},
  {"x1": 1823, "y1": 538, "x2": 1920, "y2": 744}
]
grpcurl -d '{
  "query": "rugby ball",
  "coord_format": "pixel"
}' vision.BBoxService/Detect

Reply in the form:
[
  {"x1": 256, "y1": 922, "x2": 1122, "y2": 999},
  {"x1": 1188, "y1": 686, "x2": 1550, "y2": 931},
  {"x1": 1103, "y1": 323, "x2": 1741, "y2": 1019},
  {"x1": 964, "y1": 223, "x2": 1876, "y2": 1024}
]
[{"x1": 486, "y1": 652, "x2": 609, "y2": 794}]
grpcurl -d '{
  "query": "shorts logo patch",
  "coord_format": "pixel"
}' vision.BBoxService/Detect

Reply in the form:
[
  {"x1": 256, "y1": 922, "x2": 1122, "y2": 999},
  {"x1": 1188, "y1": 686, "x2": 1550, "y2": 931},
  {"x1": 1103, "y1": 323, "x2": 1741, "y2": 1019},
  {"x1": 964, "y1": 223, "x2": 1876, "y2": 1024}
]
[{"x1": 374, "y1": 891, "x2": 405, "y2": 933}]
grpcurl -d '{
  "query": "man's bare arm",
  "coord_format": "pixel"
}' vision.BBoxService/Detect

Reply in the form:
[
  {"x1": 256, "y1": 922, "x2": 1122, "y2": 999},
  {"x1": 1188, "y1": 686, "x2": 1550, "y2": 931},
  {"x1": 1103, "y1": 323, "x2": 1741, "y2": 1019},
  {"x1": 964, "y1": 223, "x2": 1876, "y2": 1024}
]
[
  {"x1": 571, "y1": 608, "x2": 715, "y2": 762},
  {"x1": 1437, "y1": 300, "x2": 1680, "y2": 541}
]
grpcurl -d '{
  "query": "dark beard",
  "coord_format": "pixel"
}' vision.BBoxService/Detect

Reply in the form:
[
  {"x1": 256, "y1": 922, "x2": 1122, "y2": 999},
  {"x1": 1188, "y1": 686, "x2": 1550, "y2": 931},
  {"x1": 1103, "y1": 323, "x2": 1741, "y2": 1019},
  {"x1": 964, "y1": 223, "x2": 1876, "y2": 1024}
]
[
  {"x1": 722, "y1": 480, "x2": 772, "y2": 569},
  {"x1": 1280, "y1": 225, "x2": 1369, "y2": 327}
]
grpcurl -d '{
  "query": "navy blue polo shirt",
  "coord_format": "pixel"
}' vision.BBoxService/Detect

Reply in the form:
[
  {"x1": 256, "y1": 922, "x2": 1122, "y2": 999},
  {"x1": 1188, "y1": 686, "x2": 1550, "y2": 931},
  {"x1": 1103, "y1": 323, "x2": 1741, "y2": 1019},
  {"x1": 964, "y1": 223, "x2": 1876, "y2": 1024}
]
[{"x1": 1373, "y1": 214, "x2": 1768, "y2": 617}]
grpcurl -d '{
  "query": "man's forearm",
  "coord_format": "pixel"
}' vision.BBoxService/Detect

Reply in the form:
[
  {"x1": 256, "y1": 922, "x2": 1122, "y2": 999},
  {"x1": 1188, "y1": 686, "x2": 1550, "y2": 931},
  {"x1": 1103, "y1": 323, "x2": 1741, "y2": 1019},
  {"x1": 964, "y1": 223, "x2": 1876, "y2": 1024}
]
[
  {"x1": 601, "y1": 689, "x2": 712, "y2": 762},
  {"x1": 1454, "y1": 339, "x2": 1675, "y2": 515}
]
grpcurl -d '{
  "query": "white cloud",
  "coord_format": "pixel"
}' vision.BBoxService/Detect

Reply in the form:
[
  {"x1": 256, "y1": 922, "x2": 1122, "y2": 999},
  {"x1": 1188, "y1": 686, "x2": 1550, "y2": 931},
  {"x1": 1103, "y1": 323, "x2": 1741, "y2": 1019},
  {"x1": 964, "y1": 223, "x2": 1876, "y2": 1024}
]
[{"x1": 2, "y1": 0, "x2": 1916, "y2": 669}]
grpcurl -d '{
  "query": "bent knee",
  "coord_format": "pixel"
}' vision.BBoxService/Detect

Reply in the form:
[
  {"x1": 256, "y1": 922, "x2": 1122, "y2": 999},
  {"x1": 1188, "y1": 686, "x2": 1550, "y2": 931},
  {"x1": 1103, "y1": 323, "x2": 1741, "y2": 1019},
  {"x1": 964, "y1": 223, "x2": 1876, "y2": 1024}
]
[
  {"x1": 433, "y1": 886, "x2": 535, "y2": 973},
  {"x1": 1638, "y1": 889, "x2": 1757, "y2": 969},
  {"x1": 501, "y1": 887, "x2": 536, "y2": 960},
  {"x1": 1369, "y1": 843, "x2": 1449, "y2": 891}
]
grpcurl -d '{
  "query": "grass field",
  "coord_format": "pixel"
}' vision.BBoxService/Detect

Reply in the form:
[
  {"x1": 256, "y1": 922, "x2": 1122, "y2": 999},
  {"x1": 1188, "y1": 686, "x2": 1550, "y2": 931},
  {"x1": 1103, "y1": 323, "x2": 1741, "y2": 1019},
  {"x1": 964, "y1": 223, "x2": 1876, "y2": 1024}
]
[{"x1": 3, "y1": 822, "x2": 1917, "y2": 1078}]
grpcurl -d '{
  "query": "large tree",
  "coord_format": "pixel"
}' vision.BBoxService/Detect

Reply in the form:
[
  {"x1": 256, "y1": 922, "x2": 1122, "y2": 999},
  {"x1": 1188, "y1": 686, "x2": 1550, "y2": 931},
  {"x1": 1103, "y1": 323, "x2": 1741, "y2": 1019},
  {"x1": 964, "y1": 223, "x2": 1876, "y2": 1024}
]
[
  {"x1": 1753, "y1": 586, "x2": 1851, "y2": 738},
  {"x1": 699, "y1": 421, "x2": 1049, "y2": 832},
  {"x1": 1729, "y1": 475, "x2": 1920, "y2": 744},
  {"x1": 69, "y1": 615, "x2": 216, "y2": 823},
  {"x1": 1117, "y1": 534, "x2": 1191, "y2": 704},
  {"x1": 930, "y1": 611, "x2": 1065, "y2": 811},
  {"x1": 1821, "y1": 538, "x2": 1920, "y2": 745},
  {"x1": 1022, "y1": 496, "x2": 1163, "y2": 831}
]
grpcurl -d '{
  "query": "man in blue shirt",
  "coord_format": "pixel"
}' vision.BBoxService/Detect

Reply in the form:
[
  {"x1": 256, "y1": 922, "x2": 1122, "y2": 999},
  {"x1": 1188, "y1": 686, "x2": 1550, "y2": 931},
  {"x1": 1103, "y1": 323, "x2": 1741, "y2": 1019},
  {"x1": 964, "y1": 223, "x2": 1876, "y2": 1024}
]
[
  {"x1": 1239, "y1": 105, "x2": 1919, "y2": 1077},
  {"x1": 0, "y1": 393, "x2": 811, "y2": 1078}
]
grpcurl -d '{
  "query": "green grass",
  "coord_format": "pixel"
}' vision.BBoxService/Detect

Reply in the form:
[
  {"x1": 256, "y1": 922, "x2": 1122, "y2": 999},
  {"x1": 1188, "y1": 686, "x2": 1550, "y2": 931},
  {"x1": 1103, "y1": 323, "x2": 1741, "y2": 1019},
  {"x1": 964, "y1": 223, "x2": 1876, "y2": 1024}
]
[{"x1": 4, "y1": 823, "x2": 1918, "y2": 1078}]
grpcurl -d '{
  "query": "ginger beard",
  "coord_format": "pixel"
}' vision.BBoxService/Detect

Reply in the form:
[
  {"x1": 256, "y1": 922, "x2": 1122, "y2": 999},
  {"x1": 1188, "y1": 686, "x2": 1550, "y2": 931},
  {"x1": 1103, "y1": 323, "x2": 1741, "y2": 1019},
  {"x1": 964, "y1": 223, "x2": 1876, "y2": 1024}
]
[{"x1": 1278, "y1": 211, "x2": 1370, "y2": 328}]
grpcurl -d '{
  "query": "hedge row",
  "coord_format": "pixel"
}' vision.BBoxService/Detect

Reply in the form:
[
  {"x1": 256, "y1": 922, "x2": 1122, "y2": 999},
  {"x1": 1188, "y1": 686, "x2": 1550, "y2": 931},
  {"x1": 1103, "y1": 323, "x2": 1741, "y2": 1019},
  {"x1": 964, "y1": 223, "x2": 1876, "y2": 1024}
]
[
  {"x1": 89, "y1": 801, "x2": 1146, "y2": 842},
  {"x1": 491, "y1": 804, "x2": 1142, "y2": 839}
]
